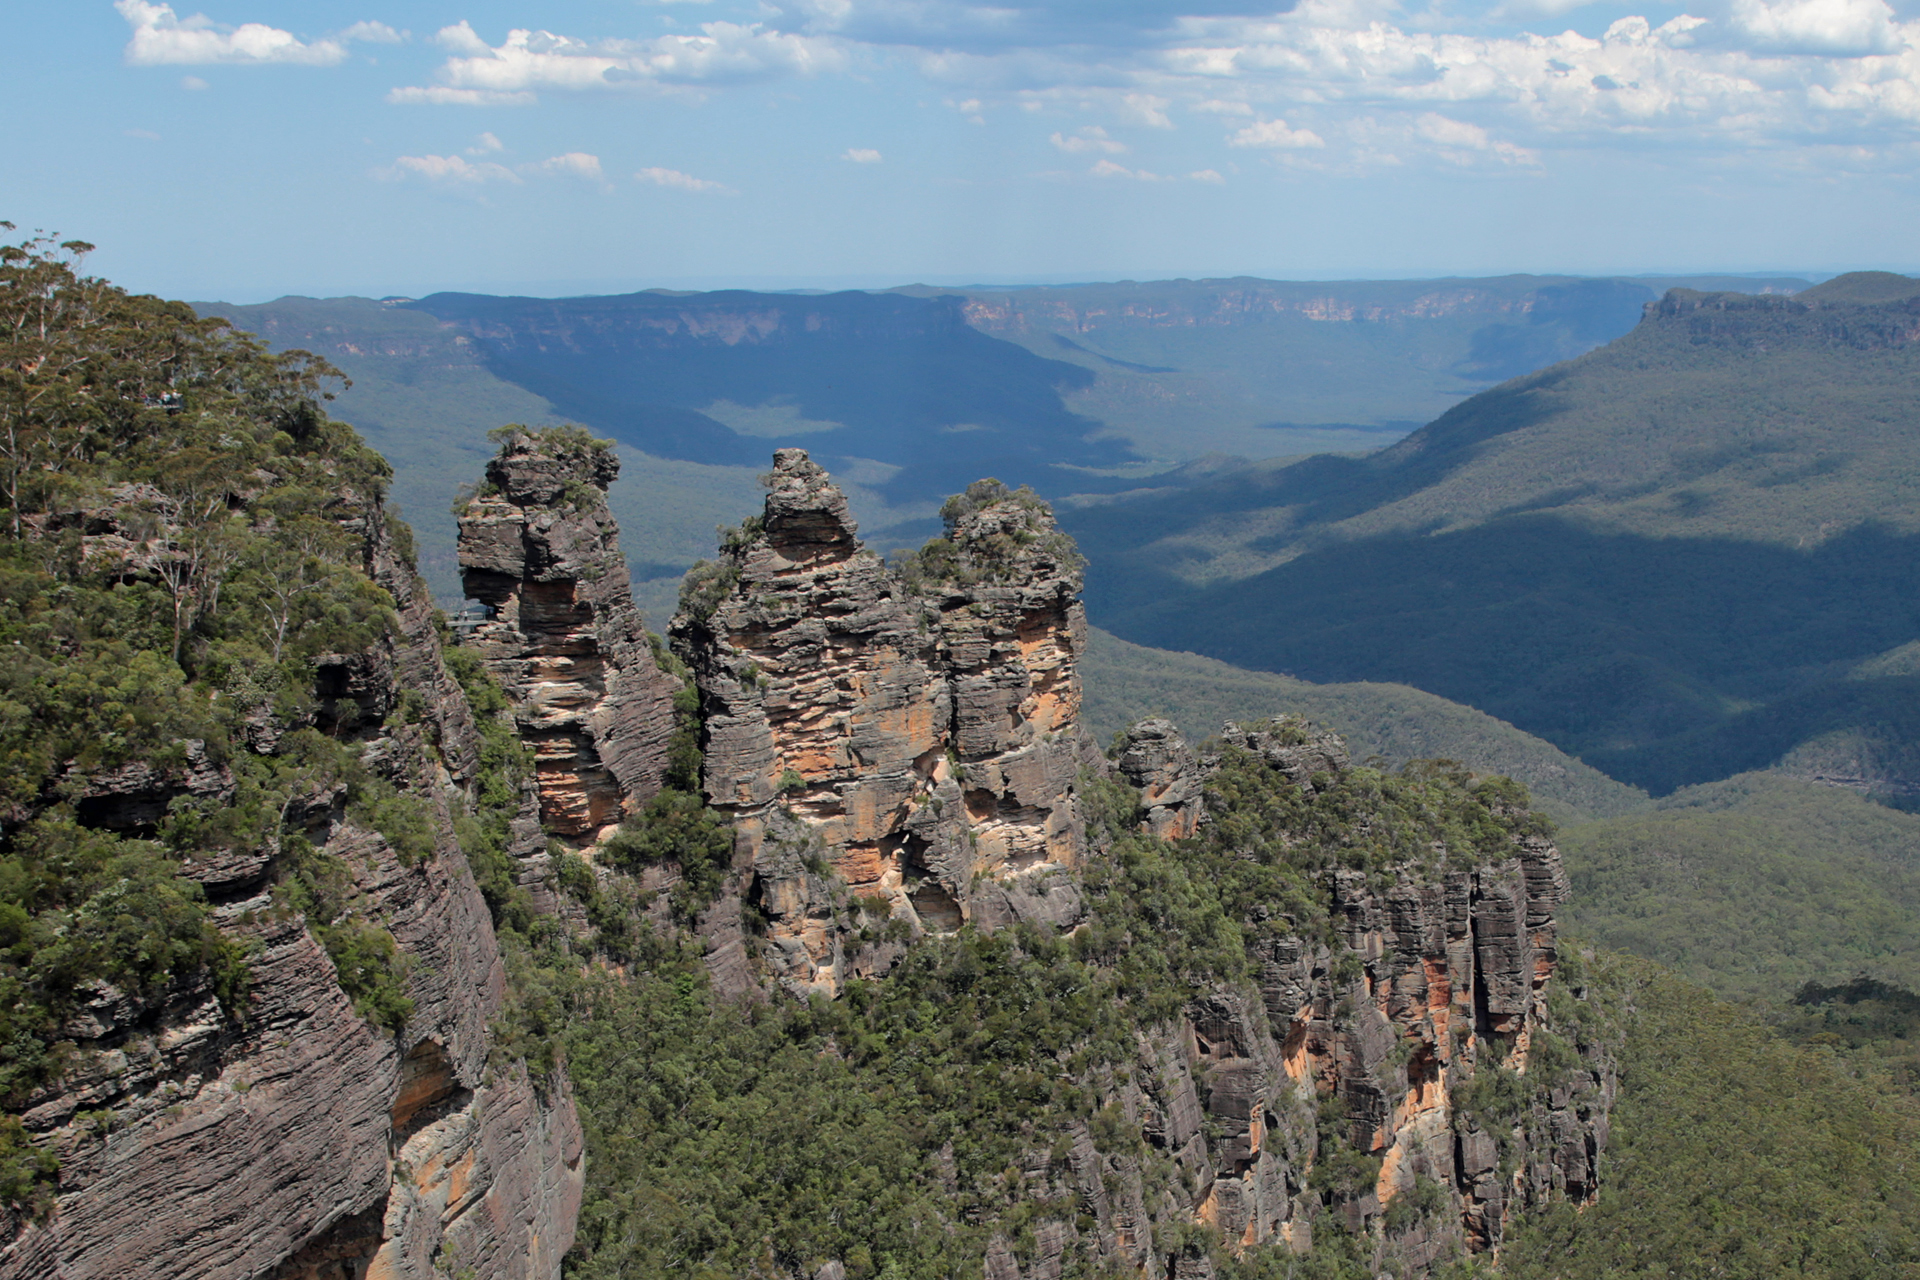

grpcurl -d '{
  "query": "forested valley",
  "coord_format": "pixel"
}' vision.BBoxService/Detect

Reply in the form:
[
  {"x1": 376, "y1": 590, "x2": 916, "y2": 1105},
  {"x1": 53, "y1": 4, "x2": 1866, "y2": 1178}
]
[{"x1": 2, "y1": 230, "x2": 1917, "y2": 1280}]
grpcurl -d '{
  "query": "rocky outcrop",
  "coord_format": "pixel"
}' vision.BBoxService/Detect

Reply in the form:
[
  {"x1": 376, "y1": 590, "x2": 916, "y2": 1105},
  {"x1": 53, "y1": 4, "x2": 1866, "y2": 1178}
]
[
  {"x1": 1114, "y1": 718, "x2": 1205, "y2": 839},
  {"x1": 1114, "y1": 720, "x2": 1608, "y2": 1269},
  {"x1": 457, "y1": 432, "x2": 679, "y2": 838},
  {"x1": 670, "y1": 451, "x2": 1092, "y2": 992},
  {"x1": 967, "y1": 714, "x2": 1608, "y2": 1279},
  {"x1": 0, "y1": 488, "x2": 583, "y2": 1279}
]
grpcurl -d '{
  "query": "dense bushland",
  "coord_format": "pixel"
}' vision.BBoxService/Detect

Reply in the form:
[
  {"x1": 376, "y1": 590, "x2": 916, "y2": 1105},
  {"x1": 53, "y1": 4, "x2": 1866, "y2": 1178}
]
[
  {"x1": 0, "y1": 229, "x2": 429, "y2": 1177},
  {"x1": 488, "y1": 724, "x2": 1559, "y2": 1280},
  {"x1": 1502, "y1": 958, "x2": 1920, "y2": 1280}
]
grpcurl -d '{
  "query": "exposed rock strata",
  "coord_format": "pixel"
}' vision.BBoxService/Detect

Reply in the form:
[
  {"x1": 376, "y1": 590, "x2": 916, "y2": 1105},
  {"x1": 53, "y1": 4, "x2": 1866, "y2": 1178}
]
[
  {"x1": 0, "y1": 490, "x2": 582, "y2": 1280},
  {"x1": 945, "y1": 718, "x2": 1609, "y2": 1279},
  {"x1": 1114, "y1": 717, "x2": 1204, "y2": 839},
  {"x1": 457, "y1": 432, "x2": 679, "y2": 838},
  {"x1": 671, "y1": 451, "x2": 1092, "y2": 992},
  {"x1": 1132, "y1": 721, "x2": 1605, "y2": 1270}
]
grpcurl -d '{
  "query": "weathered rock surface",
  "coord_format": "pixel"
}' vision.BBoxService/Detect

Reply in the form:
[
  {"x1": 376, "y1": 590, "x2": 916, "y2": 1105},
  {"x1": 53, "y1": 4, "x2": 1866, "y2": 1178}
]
[
  {"x1": 0, "y1": 489, "x2": 583, "y2": 1280},
  {"x1": 671, "y1": 451, "x2": 1092, "y2": 992},
  {"x1": 1114, "y1": 717, "x2": 1204, "y2": 839},
  {"x1": 975, "y1": 718, "x2": 1610, "y2": 1279},
  {"x1": 458, "y1": 432, "x2": 679, "y2": 838}
]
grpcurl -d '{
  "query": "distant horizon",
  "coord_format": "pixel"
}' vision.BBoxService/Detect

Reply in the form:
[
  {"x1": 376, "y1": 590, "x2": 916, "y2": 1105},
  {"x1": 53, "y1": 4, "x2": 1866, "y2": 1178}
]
[
  {"x1": 183, "y1": 265, "x2": 1860, "y2": 308},
  {"x1": 19, "y1": 2, "x2": 1920, "y2": 312}
]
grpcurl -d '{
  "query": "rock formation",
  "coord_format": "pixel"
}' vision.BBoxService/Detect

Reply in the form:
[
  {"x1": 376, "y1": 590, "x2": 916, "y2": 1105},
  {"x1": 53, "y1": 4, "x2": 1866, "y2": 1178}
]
[
  {"x1": 669, "y1": 451, "x2": 1093, "y2": 993},
  {"x1": 0, "y1": 479, "x2": 583, "y2": 1280},
  {"x1": 1113, "y1": 716, "x2": 1205, "y2": 839},
  {"x1": 457, "y1": 431, "x2": 679, "y2": 838},
  {"x1": 1092, "y1": 718, "x2": 1611, "y2": 1268}
]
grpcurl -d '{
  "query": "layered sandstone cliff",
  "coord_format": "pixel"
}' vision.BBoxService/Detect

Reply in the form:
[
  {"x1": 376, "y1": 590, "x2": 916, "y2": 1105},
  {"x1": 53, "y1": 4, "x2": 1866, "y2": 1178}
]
[
  {"x1": 428, "y1": 440, "x2": 1613, "y2": 1276},
  {"x1": 669, "y1": 451, "x2": 1092, "y2": 993},
  {"x1": 1094, "y1": 719, "x2": 1611, "y2": 1271},
  {"x1": 0, "y1": 483, "x2": 583, "y2": 1280},
  {"x1": 457, "y1": 432, "x2": 679, "y2": 838}
]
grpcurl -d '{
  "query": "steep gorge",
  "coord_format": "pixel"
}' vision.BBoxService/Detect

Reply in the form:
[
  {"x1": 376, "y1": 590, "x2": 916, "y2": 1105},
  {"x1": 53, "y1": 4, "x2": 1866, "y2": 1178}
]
[
  {"x1": 494, "y1": 442, "x2": 1616, "y2": 1276},
  {"x1": 0, "y1": 237, "x2": 1613, "y2": 1279}
]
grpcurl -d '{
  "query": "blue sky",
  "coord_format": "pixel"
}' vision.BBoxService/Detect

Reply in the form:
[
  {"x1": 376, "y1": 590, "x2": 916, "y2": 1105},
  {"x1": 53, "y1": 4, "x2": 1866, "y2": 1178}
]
[{"x1": 9, "y1": 0, "x2": 1920, "y2": 299}]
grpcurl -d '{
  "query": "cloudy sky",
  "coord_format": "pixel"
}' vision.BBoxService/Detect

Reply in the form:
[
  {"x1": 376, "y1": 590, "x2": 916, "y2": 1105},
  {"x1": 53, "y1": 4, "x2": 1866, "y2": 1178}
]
[{"x1": 9, "y1": 0, "x2": 1920, "y2": 297}]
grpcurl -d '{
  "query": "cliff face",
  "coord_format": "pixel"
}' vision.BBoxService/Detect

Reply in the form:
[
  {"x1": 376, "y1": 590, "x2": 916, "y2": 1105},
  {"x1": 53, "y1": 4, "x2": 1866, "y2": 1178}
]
[
  {"x1": 0, "y1": 485, "x2": 582, "y2": 1280},
  {"x1": 456, "y1": 434, "x2": 680, "y2": 838},
  {"x1": 669, "y1": 451, "x2": 1092, "y2": 993},
  {"x1": 1051, "y1": 721, "x2": 1613, "y2": 1274}
]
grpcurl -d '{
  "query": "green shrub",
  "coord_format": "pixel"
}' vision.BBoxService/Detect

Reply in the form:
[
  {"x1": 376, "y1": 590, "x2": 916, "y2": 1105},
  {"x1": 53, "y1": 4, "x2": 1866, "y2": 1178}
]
[
  {"x1": 0, "y1": 1116, "x2": 58, "y2": 1217},
  {"x1": 599, "y1": 788, "x2": 734, "y2": 918}
]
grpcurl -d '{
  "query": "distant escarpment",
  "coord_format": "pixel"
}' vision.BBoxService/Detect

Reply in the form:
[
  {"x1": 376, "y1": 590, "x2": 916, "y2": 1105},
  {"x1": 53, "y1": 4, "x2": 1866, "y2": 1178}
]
[{"x1": 1072, "y1": 272, "x2": 1920, "y2": 800}]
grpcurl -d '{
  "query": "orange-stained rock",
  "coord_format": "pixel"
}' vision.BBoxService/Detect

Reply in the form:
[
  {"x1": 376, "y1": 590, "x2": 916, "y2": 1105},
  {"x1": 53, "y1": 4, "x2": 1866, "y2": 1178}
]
[
  {"x1": 672, "y1": 452, "x2": 1092, "y2": 992},
  {"x1": 457, "y1": 431, "x2": 680, "y2": 838},
  {"x1": 0, "y1": 486, "x2": 580, "y2": 1280}
]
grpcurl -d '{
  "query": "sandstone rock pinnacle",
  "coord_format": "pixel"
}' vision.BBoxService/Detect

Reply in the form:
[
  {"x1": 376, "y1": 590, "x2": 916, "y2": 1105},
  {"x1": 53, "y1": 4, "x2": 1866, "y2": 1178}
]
[
  {"x1": 457, "y1": 429, "x2": 680, "y2": 837},
  {"x1": 671, "y1": 452, "x2": 1094, "y2": 993}
]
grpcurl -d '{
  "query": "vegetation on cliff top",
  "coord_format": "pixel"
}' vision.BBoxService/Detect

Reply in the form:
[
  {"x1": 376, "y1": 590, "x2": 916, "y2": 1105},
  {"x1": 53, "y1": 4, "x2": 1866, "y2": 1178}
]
[
  {"x1": 0, "y1": 230, "x2": 430, "y2": 1142},
  {"x1": 893, "y1": 476, "x2": 1086, "y2": 590}
]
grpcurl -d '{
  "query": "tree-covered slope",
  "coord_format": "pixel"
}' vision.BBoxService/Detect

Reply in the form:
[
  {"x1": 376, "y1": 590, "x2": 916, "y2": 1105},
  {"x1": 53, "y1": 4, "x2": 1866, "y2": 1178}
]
[
  {"x1": 1076, "y1": 278, "x2": 1920, "y2": 794},
  {"x1": 1557, "y1": 773, "x2": 1920, "y2": 1002},
  {"x1": 1503, "y1": 958, "x2": 1920, "y2": 1280},
  {"x1": 1082, "y1": 628, "x2": 1646, "y2": 823}
]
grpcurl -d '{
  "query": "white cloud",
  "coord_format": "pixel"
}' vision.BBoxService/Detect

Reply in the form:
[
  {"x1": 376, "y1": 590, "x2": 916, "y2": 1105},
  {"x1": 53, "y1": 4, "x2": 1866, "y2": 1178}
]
[
  {"x1": 435, "y1": 20, "x2": 495, "y2": 56},
  {"x1": 1726, "y1": 0, "x2": 1899, "y2": 55},
  {"x1": 384, "y1": 147, "x2": 612, "y2": 189},
  {"x1": 391, "y1": 19, "x2": 846, "y2": 103},
  {"x1": 1090, "y1": 159, "x2": 1169, "y2": 179},
  {"x1": 842, "y1": 147, "x2": 884, "y2": 162},
  {"x1": 1228, "y1": 117, "x2": 1325, "y2": 149},
  {"x1": 126, "y1": 128, "x2": 162, "y2": 140},
  {"x1": 535, "y1": 151, "x2": 606, "y2": 178},
  {"x1": 1119, "y1": 92, "x2": 1175, "y2": 128},
  {"x1": 636, "y1": 166, "x2": 737, "y2": 193},
  {"x1": 116, "y1": 1, "x2": 396, "y2": 66},
  {"x1": 380, "y1": 153, "x2": 521, "y2": 184},
  {"x1": 387, "y1": 86, "x2": 537, "y2": 106},
  {"x1": 1051, "y1": 126, "x2": 1127, "y2": 153},
  {"x1": 1415, "y1": 112, "x2": 1539, "y2": 164},
  {"x1": 325, "y1": 0, "x2": 1920, "y2": 175},
  {"x1": 181, "y1": 74, "x2": 208, "y2": 90},
  {"x1": 1146, "y1": 3, "x2": 1920, "y2": 154},
  {"x1": 1190, "y1": 167, "x2": 1226, "y2": 182},
  {"x1": 338, "y1": 20, "x2": 404, "y2": 45}
]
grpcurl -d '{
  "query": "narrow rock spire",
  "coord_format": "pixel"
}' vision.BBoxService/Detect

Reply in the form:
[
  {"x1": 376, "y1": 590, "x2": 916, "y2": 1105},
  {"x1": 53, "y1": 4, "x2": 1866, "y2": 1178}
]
[{"x1": 457, "y1": 428, "x2": 679, "y2": 837}]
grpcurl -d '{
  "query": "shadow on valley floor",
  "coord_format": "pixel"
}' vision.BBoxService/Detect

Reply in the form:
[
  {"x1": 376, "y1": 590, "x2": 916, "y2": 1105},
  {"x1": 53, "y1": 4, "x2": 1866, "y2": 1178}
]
[
  {"x1": 1084, "y1": 514, "x2": 1920, "y2": 795},
  {"x1": 405, "y1": 289, "x2": 1132, "y2": 505}
]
